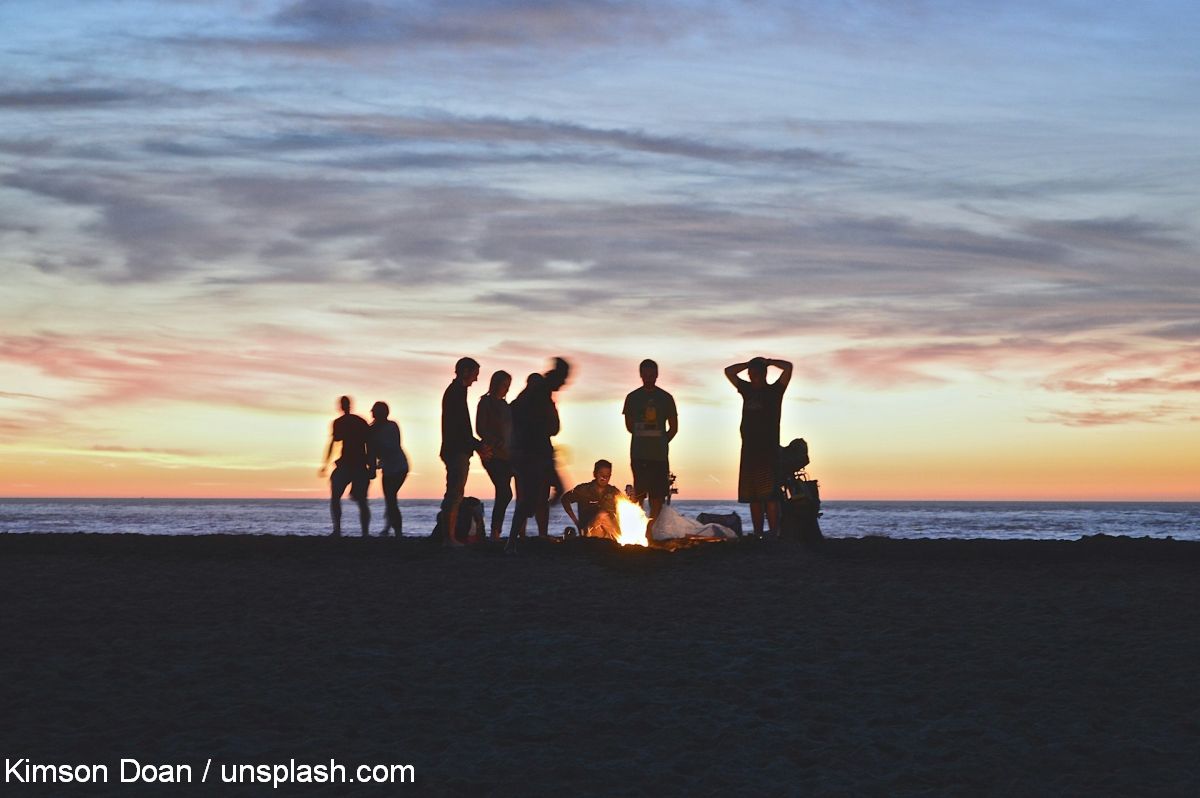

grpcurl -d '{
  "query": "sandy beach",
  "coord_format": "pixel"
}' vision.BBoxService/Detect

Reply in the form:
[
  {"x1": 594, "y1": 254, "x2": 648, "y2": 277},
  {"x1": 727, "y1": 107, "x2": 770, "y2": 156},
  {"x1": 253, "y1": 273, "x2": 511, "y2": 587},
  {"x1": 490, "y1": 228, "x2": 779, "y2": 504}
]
[{"x1": 2, "y1": 533, "x2": 1197, "y2": 795}]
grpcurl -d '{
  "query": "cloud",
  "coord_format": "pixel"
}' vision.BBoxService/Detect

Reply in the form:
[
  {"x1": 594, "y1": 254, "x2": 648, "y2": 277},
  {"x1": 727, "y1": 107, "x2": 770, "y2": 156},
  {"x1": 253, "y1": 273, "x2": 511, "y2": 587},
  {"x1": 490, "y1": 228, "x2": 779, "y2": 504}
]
[
  {"x1": 1022, "y1": 216, "x2": 1189, "y2": 251},
  {"x1": 0, "y1": 88, "x2": 143, "y2": 109},
  {"x1": 267, "y1": 0, "x2": 698, "y2": 51},
  {"x1": 1029, "y1": 404, "x2": 1187, "y2": 427},
  {"x1": 319, "y1": 112, "x2": 853, "y2": 170},
  {"x1": 0, "y1": 331, "x2": 385, "y2": 413},
  {"x1": 1049, "y1": 378, "x2": 1200, "y2": 395}
]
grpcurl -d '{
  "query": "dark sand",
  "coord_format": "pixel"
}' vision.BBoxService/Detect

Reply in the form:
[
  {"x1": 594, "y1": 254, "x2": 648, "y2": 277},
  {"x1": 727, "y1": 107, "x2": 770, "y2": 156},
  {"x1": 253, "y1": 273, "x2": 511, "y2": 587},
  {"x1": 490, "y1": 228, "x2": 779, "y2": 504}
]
[{"x1": 2, "y1": 533, "x2": 1198, "y2": 796}]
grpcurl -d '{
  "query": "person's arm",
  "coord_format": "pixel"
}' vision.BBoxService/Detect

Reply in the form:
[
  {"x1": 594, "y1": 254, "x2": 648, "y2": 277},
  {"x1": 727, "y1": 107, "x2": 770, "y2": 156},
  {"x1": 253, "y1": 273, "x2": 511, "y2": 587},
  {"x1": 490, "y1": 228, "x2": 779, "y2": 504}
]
[
  {"x1": 560, "y1": 490, "x2": 580, "y2": 530},
  {"x1": 475, "y1": 398, "x2": 493, "y2": 460},
  {"x1": 364, "y1": 424, "x2": 377, "y2": 479},
  {"x1": 665, "y1": 413, "x2": 678, "y2": 444},
  {"x1": 622, "y1": 394, "x2": 635, "y2": 434},
  {"x1": 319, "y1": 433, "x2": 335, "y2": 476},
  {"x1": 724, "y1": 361, "x2": 749, "y2": 388},
  {"x1": 771, "y1": 359, "x2": 794, "y2": 390},
  {"x1": 319, "y1": 421, "x2": 338, "y2": 476}
]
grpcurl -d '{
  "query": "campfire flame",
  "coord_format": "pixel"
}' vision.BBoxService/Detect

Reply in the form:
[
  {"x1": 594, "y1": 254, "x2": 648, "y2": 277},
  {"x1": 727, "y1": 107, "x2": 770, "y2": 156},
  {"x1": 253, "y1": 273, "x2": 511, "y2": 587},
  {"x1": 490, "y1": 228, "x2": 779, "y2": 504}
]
[{"x1": 614, "y1": 495, "x2": 650, "y2": 547}]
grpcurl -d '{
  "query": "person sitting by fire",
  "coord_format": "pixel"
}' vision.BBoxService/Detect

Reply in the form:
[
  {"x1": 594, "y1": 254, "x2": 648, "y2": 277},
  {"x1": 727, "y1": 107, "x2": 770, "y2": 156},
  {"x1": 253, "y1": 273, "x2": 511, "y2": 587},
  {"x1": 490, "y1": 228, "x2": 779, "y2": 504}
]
[{"x1": 560, "y1": 459, "x2": 622, "y2": 541}]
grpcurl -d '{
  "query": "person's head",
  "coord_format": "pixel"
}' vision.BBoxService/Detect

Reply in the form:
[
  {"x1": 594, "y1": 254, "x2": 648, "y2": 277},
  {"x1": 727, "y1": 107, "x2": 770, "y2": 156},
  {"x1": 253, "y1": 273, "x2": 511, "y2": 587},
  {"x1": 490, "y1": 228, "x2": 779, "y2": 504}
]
[
  {"x1": 523, "y1": 372, "x2": 544, "y2": 395},
  {"x1": 455, "y1": 356, "x2": 481, "y2": 386},
  {"x1": 748, "y1": 356, "x2": 769, "y2": 387},
  {"x1": 489, "y1": 370, "x2": 512, "y2": 398},
  {"x1": 338, "y1": 395, "x2": 351, "y2": 414},
  {"x1": 639, "y1": 358, "x2": 658, "y2": 388},
  {"x1": 370, "y1": 401, "x2": 389, "y2": 421},
  {"x1": 593, "y1": 459, "x2": 613, "y2": 486},
  {"x1": 545, "y1": 356, "x2": 570, "y2": 391}
]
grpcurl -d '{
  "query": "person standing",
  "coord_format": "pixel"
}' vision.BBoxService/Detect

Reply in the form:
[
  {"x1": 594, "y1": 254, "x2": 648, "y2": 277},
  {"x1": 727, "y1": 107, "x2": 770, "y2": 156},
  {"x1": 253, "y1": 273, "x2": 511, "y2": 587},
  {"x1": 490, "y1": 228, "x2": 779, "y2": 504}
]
[
  {"x1": 370, "y1": 400, "x2": 409, "y2": 537},
  {"x1": 440, "y1": 357, "x2": 490, "y2": 547},
  {"x1": 507, "y1": 358, "x2": 570, "y2": 552},
  {"x1": 476, "y1": 370, "x2": 514, "y2": 540},
  {"x1": 724, "y1": 357, "x2": 793, "y2": 538},
  {"x1": 622, "y1": 359, "x2": 677, "y2": 542},
  {"x1": 319, "y1": 395, "x2": 373, "y2": 537}
]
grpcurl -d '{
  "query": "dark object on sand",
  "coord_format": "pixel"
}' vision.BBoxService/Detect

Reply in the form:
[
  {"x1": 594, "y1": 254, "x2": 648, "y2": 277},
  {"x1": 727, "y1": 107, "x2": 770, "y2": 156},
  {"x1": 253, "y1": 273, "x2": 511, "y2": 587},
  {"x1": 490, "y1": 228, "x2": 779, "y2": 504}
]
[
  {"x1": 779, "y1": 438, "x2": 821, "y2": 545},
  {"x1": 781, "y1": 478, "x2": 822, "y2": 545},
  {"x1": 779, "y1": 438, "x2": 810, "y2": 473},
  {"x1": 432, "y1": 497, "x2": 486, "y2": 543},
  {"x1": 697, "y1": 512, "x2": 743, "y2": 537}
]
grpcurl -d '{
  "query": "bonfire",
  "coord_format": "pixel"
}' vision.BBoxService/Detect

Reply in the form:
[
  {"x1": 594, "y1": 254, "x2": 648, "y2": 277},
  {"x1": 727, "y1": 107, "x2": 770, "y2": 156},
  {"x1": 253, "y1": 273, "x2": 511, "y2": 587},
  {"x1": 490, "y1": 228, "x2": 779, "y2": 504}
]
[{"x1": 613, "y1": 496, "x2": 650, "y2": 547}]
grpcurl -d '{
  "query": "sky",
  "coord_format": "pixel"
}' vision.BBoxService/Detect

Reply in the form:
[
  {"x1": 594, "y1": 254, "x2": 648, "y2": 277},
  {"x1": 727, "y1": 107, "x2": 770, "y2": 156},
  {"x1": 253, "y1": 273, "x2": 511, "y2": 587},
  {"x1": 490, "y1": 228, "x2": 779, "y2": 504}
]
[{"x1": 1, "y1": 0, "x2": 1198, "y2": 500}]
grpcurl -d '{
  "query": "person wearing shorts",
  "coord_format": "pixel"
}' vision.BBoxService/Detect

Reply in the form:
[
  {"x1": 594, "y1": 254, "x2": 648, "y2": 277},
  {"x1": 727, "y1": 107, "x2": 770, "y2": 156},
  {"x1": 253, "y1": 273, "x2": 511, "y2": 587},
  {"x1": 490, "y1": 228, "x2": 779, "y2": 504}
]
[
  {"x1": 319, "y1": 395, "x2": 373, "y2": 537},
  {"x1": 622, "y1": 359, "x2": 677, "y2": 542}
]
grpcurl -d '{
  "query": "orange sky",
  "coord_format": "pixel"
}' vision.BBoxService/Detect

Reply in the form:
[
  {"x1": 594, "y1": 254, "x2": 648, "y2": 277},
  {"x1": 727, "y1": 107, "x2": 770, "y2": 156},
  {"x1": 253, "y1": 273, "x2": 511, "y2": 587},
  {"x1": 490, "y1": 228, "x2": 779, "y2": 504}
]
[{"x1": 2, "y1": 2, "x2": 1198, "y2": 501}]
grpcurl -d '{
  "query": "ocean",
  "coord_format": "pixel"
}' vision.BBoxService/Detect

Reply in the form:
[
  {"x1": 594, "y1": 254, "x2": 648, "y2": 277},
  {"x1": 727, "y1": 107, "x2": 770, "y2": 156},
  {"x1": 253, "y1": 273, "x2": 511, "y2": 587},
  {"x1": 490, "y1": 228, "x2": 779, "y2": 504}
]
[{"x1": 2, "y1": 499, "x2": 1199, "y2": 541}]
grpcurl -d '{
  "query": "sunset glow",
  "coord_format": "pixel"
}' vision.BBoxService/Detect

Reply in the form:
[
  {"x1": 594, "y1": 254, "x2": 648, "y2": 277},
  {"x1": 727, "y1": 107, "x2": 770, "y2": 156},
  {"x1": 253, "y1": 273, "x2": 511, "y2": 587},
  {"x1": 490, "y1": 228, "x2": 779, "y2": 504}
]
[{"x1": 1, "y1": 1, "x2": 1197, "y2": 500}]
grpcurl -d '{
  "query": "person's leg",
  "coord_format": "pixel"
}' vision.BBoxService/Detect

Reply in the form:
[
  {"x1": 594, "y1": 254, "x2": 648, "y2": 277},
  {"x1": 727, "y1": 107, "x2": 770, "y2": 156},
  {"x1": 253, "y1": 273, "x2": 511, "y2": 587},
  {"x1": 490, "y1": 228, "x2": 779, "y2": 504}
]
[
  {"x1": 534, "y1": 459, "x2": 552, "y2": 536},
  {"x1": 441, "y1": 455, "x2": 469, "y2": 547},
  {"x1": 329, "y1": 468, "x2": 350, "y2": 536},
  {"x1": 380, "y1": 473, "x2": 401, "y2": 535},
  {"x1": 351, "y1": 475, "x2": 370, "y2": 536},
  {"x1": 644, "y1": 460, "x2": 669, "y2": 543},
  {"x1": 390, "y1": 472, "x2": 406, "y2": 537},
  {"x1": 486, "y1": 459, "x2": 513, "y2": 539},
  {"x1": 631, "y1": 460, "x2": 648, "y2": 511},
  {"x1": 507, "y1": 458, "x2": 534, "y2": 548},
  {"x1": 749, "y1": 501, "x2": 765, "y2": 536},
  {"x1": 765, "y1": 499, "x2": 780, "y2": 537}
]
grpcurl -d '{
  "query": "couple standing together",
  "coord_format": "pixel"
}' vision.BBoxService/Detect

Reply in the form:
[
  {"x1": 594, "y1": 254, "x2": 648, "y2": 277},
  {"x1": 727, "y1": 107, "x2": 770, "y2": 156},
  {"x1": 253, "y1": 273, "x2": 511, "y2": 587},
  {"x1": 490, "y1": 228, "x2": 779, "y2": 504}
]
[{"x1": 318, "y1": 396, "x2": 409, "y2": 537}]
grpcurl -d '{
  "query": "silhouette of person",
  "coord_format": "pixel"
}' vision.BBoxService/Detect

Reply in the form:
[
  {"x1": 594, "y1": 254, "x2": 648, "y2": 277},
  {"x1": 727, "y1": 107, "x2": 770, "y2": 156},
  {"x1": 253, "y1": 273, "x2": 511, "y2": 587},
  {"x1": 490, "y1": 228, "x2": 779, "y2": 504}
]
[
  {"x1": 622, "y1": 359, "x2": 677, "y2": 543},
  {"x1": 561, "y1": 459, "x2": 622, "y2": 540},
  {"x1": 507, "y1": 358, "x2": 570, "y2": 552},
  {"x1": 440, "y1": 357, "x2": 490, "y2": 547},
  {"x1": 370, "y1": 401, "x2": 409, "y2": 537},
  {"x1": 725, "y1": 357, "x2": 793, "y2": 537},
  {"x1": 319, "y1": 395, "x2": 373, "y2": 537},
  {"x1": 477, "y1": 370, "x2": 514, "y2": 540}
]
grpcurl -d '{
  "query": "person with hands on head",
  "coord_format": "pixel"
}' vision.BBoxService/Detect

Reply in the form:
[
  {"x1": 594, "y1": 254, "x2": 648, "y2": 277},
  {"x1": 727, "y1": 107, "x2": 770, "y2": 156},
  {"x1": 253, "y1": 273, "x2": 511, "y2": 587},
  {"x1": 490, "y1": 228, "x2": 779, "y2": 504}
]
[{"x1": 724, "y1": 357, "x2": 793, "y2": 538}]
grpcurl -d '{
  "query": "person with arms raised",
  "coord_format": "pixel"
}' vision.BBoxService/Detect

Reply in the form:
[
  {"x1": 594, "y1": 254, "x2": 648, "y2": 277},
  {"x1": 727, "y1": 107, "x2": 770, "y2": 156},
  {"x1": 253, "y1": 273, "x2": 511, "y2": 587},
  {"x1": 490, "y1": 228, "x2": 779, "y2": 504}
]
[{"x1": 725, "y1": 356, "x2": 793, "y2": 538}]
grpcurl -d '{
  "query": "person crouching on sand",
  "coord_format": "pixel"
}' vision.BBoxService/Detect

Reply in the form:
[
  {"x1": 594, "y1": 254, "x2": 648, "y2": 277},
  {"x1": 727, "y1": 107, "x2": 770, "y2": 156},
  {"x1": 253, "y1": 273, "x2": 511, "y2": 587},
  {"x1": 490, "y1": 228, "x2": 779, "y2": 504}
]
[
  {"x1": 561, "y1": 459, "x2": 622, "y2": 541},
  {"x1": 370, "y1": 401, "x2": 409, "y2": 538},
  {"x1": 319, "y1": 395, "x2": 374, "y2": 537}
]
